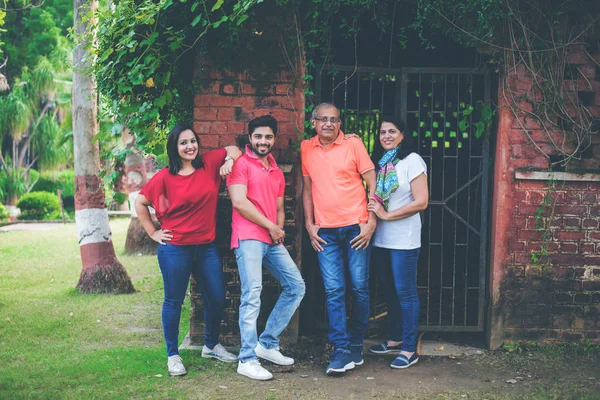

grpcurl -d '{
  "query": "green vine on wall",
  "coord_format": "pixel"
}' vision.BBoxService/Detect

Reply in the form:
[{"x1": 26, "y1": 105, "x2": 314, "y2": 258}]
[{"x1": 530, "y1": 180, "x2": 557, "y2": 264}]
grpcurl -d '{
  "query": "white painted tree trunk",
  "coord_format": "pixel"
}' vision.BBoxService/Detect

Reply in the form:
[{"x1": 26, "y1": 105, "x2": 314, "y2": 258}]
[{"x1": 73, "y1": 0, "x2": 134, "y2": 293}]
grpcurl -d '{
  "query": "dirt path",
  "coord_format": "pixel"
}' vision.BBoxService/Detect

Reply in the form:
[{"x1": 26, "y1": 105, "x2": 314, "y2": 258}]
[{"x1": 173, "y1": 341, "x2": 600, "y2": 399}]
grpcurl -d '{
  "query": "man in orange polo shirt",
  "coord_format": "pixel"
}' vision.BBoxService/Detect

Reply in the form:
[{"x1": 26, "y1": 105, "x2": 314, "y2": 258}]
[{"x1": 301, "y1": 102, "x2": 377, "y2": 375}]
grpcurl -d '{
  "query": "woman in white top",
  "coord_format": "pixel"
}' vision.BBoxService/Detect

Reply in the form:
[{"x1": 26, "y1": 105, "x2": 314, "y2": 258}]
[{"x1": 367, "y1": 116, "x2": 429, "y2": 369}]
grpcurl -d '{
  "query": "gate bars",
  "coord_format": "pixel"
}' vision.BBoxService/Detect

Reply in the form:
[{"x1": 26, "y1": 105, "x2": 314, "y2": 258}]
[{"x1": 315, "y1": 65, "x2": 491, "y2": 331}]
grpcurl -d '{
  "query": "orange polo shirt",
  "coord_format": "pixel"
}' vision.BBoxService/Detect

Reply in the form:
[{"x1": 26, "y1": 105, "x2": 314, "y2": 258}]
[{"x1": 301, "y1": 133, "x2": 375, "y2": 228}]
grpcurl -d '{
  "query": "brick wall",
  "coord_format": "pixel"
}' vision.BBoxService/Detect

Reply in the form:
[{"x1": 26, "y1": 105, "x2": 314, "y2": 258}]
[
  {"x1": 188, "y1": 58, "x2": 305, "y2": 346},
  {"x1": 488, "y1": 44, "x2": 600, "y2": 347}
]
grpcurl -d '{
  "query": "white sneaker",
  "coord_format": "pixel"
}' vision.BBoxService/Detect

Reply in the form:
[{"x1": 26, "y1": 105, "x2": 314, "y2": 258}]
[
  {"x1": 237, "y1": 360, "x2": 273, "y2": 381},
  {"x1": 167, "y1": 355, "x2": 187, "y2": 376},
  {"x1": 202, "y1": 343, "x2": 238, "y2": 362},
  {"x1": 255, "y1": 342, "x2": 294, "y2": 366}
]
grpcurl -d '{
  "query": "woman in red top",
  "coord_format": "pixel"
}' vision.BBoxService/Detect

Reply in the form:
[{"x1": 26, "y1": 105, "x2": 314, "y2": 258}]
[{"x1": 135, "y1": 124, "x2": 241, "y2": 376}]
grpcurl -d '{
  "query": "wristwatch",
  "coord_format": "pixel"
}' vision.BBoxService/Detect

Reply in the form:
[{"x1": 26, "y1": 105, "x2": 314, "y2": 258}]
[{"x1": 224, "y1": 155, "x2": 234, "y2": 162}]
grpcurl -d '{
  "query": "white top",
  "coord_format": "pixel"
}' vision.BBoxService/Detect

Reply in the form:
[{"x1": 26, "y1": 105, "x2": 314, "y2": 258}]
[{"x1": 371, "y1": 152, "x2": 427, "y2": 250}]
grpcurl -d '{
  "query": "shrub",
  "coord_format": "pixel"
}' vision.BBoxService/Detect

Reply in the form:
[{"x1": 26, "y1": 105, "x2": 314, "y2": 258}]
[
  {"x1": 16, "y1": 191, "x2": 61, "y2": 220},
  {"x1": 32, "y1": 170, "x2": 75, "y2": 211},
  {"x1": 0, "y1": 202, "x2": 9, "y2": 222}
]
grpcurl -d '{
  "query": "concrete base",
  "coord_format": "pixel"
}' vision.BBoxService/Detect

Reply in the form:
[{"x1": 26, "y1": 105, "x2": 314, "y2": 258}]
[
  {"x1": 180, "y1": 333, "x2": 486, "y2": 357},
  {"x1": 179, "y1": 333, "x2": 205, "y2": 351},
  {"x1": 363, "y1": 338, "x2": 485, "y2": 357}
]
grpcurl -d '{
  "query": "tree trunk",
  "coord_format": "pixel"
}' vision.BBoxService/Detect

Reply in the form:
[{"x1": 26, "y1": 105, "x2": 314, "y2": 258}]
[
  {"x1": 122, "y1": 131, "x2": 159, "y2": 255},
  {"x1": 73, "y1": 0, "x2": 134, "y2": 294}
]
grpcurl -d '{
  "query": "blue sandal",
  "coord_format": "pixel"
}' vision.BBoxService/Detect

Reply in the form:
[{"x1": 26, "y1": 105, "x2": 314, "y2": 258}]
[
  {"x1": 369, "y1": 341, "x2": 403, "y2": 354},
  {"x1": 390, "y1": 353, "x2": 419, "y2": 369}
]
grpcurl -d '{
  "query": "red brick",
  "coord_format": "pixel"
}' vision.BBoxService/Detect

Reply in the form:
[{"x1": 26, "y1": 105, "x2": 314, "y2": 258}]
[
  {"x1": 554, "y1": 231, "x2": 585, "y2": 241},
  {"x1": 275, "y1": 84, "x2": 294, "y2": 95},
  {"x1": 580, "y1": 243, "x2": 595, "y2": 254},
  {"x1": 255, "y1": 96, "x2": 285, "y2": 109},
  {"x1": 590, "y1": 206, "x2": 600, "y2": 217},
  {"x1": 217, "y1": 108, "x2": 236, "y2": 121},
  {"x1": 517, "y1": 229, "x2": 545, "y2": 240},
  {"x1": 220, "y1": 83, "x2": 239, "y2": 95},
  {"x1": 228, "y1": 122, "x2": 246, "y2": 135},
  {"x1": 508, "y1": 241, "x2": 526, "y2": 251},
  {"x1": 219, "y1": 135, "x2": 237, "y2": 147},
  {"x1": 560, "y1": 243, "x2": 578, "y2": 253},
  {"x1": 269, "y1": 109, "x2": 296, "y2": 122},
  {"x1": 552, "y1": 267, "x2": 574, "y2": 279},
  {"x1": 279, "y1": 122, "x2": 300, "y2": 135},
  {"x1": 193, "y1": 121, "x2": 211, "y2": 134},
  {"x1": 194, "y1": 94, "x2": 212, "y2": 107},
  {"x1": 518, "y1": 180, "x2": 553, "y2": 190},
  {"x1": 555, "y1": 205, "x2": 587, "y2": 215},
  {"x1": 193, "y1": 107, "x2": 217, "y2": 121},
  {"x1": 199, "y1": 135, "x2": 219, "y2": 148},
  {"x1": 511, "y1": 216, "x2": 528, "y2": 228},
  {"x1": 563, "y1": 192, "x2": 582, "y2": 204},
  {"x1": 548, "y1": 253, "x2": 585, "y2": 266},
  {"x1": 582, "y1": 192, "x2": 597, "y2": 204},
  {"x1": 517, "y1": 204, "x2": 542, "y2": 216},
  {"x1": 210, "y1": 122, "x2": 228, "y2": 135},
  {"x1": 511, "y1": 158, "x2": 549, "y2": 170},
  {"x1": 195, "y1": 80, "x2": 220, "y2": 94},
  {"x1": 278, "y1": 70, "x2": 294, "y2": 82},
  {"x1": 563, "y1": 217, "x2": 581, "y2": 228},
  {"x1": 513, "y1": 190, "x2": 528, "y2": 203},
  {"x1": 583, "y1": 256, "x2": 600, "y2": 265},
  {"x1": 211, "y1": 95, "x2": 255, "y2": 108},
  {"x1": 590, "y1": 231, "x2": 600, "y2": 241},
  {"x1": 508, "y1": 130, "x2": 530, "y2": 144},
  {"x1": 240, "y1": 83, "x2": 258, "y2": 95},
  {"x1": 563, "y1": 182, "x2": 589, "y2": 190},
  {"x1": 583, "y1": 281, "x2": 600, "y2": 290}
]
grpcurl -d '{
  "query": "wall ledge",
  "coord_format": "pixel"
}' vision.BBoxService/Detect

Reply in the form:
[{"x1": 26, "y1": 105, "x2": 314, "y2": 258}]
[{"x1": 515, "y1": 170, "x2": 600, "y2": 182}]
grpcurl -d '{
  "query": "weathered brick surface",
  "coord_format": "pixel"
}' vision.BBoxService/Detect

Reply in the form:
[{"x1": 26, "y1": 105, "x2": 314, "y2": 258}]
[
  {"x1": 492, "y1": 44, "x2": 600, "y2": 346},
  {"x1": 188, "y1": 58, "x2": 304, "y2": 346}
]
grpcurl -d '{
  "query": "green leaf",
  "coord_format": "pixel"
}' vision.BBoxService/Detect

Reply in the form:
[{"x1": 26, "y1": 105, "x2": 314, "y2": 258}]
[
  {"x1": 459, "y1": 120, "x2": 469, "y2": 132},
  {"x1": 191, "y1": 13, "x2": 203, "y2": 27},
  {"x1": 114, "y1": 192, "x2": 127, "y2": 205},
  {"x1": 236, "y1": 14, "x2": 249, "y2": 26},
  {"x1": 211, "y1": 0, "x2": 224, "y2": 12}
]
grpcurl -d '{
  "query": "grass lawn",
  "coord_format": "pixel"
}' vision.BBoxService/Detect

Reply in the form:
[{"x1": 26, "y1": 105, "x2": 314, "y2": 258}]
[
  {"x1": 0, "y1": 219, "x2": 242, "y2": 399},
  {"x1": 1, "y1": 219, "x2": 599, "y2": 400}
]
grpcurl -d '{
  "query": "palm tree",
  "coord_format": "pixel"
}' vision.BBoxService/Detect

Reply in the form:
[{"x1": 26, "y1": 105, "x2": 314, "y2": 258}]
[
  {"x1": 0, "y1": 58, "x2": 70, "y2": 204},
  {"x1": 73, "y1": 0, "x2": 134, "y2": 294}
]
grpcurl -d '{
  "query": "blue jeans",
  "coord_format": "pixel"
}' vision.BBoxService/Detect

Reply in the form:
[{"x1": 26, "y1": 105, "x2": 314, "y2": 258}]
[
  {"x1": 234, "y1": 240, "x2": 306, "y2": 362},
  {"x1": 317, "y1": 225, "x2": 371, "y2": 351},
  {"x1": 157, "y1": 242, "x2": 225, "y2": 356},
  {"x1": 374, "y1": 246, "x2": 421, "y2": 352}
]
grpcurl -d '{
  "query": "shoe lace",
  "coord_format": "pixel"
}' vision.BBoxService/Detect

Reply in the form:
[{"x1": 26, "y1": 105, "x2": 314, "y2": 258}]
[
  {"x1": 169, "y1": 355, "x2": 183, "y2": 365},
  {"x1": 247, "y1": 359, "x2": 261, "y2": 367}
]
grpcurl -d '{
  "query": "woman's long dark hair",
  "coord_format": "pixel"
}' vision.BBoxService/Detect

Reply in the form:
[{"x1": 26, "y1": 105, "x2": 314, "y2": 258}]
[
  {"x1": 167, "y1": 123, "x2": 204, "y2": 175},
  {"x1": 370, "y1": 116, "x2": 414, "y2": 166}
]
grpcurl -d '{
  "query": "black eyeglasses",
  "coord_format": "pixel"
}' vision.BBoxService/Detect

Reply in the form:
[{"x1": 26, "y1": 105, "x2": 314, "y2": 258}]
[{"x1": 314, "y1": 116, "x2": 341, "y2": 124}]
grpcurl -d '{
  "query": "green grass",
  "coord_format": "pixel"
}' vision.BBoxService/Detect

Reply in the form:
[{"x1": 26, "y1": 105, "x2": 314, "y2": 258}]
[
  {"x1": 1, "y1": 220, "x2": 599, "y2": 400},
  {"x1": 0, "y1": 219, "x2": 239, "y2": 399}
]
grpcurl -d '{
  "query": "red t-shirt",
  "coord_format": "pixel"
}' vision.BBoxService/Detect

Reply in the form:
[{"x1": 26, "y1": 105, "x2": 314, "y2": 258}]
[
  {"x1": 226, "y1": 145, "x2": 285, "y2": 249},
  {"x1": 139, "y1": 148, "x2": 226, "y2": 245}
]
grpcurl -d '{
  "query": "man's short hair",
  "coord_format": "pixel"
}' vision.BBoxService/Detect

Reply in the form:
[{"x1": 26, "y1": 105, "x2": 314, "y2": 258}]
[
  {"x1": 248, "y1": 115, "x2": 278, "y2": 136},
  {"x1": 311, "y1": 102, "x2": 338, "y2": 119}
]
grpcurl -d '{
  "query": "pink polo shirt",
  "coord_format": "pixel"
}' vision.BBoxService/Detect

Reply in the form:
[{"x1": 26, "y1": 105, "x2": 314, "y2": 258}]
[{"x1": 226, "y1": 145, "x2": 285, "y2": 249}]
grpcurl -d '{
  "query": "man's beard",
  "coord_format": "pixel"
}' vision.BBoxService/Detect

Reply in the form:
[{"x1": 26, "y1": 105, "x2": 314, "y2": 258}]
[{"x1": 251, "y1": 143, "x2": 272, "y2": 156}]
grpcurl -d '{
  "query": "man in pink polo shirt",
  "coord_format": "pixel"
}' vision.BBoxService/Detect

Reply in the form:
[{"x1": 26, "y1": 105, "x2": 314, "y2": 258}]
[
  {"x1": 227, "y1": 115, "x2": 306, "y2": 381},
  {"x1": 302, "y1": 102, "x2": 376, "y2": 375}
]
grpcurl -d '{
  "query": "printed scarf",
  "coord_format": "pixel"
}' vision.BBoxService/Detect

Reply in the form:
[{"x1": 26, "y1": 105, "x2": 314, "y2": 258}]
[{"x1": 373, "y1": 147, "x2": 399, "y2": 211}]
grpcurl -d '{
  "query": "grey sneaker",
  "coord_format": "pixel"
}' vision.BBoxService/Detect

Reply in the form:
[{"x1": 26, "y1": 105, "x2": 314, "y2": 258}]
[
  {"x1": 167, "y1": 355, "x2": 187, "y2": 376},
  {"x1": 202, "y1": 343, "x2": 238, "y2": 362}
]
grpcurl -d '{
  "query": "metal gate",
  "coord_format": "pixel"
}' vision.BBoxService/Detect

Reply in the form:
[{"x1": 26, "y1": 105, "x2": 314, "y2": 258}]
[{"x1": 311, "y1": 65, "x2": 491, "y2": 332}]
